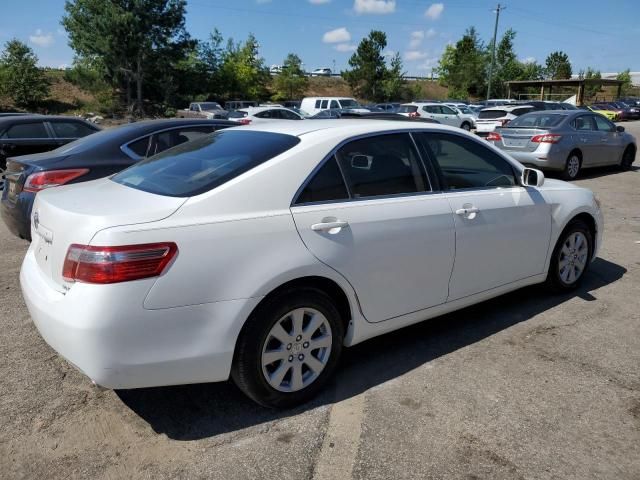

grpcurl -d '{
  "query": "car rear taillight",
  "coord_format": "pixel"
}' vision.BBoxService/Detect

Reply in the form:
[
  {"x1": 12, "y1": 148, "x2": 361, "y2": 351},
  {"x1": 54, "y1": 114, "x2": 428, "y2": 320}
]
[
  {"x1": 500, "y1": 119, "x2": 511, "y2": 126},
  {"x1": 238, "y1": 119, "x2": 252, "y2": 125},
  {"x1": 531, "y1": 134, "x2": 562, "y2": 144},
  {"x1": 62, "y1": 242, "x2": 178, "y2": 284},
  {"x1": 486, "y1": 132, "x2": 502, "y2": 141},
  {"x1": 24, "y1": 169, "x2": 90, "y2": 193},
  {"x1": 408, "y1": 111, "x2": 419, "y2": 118}
]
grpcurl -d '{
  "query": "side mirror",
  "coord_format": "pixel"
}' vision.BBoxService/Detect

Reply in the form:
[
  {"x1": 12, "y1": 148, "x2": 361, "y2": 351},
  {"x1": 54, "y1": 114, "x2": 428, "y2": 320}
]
[
  {"x1": 616, "y1": 125, "x2": 625, "y2": 133},
  {"x1": 522, "y1": 167, "x2": 544, "y2": 187}
]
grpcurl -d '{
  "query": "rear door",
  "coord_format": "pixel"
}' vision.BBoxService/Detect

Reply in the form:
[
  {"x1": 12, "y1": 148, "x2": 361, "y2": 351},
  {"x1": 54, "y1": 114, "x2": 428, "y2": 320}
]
[
  {"x1": 291, "y1": 132, "x2": 455, "y2": 323},
  {"x1": 415, "y1": 131, "x2": 551, "y2": 301},
  {"x1": 571, "y1": 115, "x2": 599, "y2": 166},
  {"x1": 592, "y1": 115, "x2": 624, "y2": 165},
  {"x1": 439, "y1": 105, "x2": 461, "y2": 127}
]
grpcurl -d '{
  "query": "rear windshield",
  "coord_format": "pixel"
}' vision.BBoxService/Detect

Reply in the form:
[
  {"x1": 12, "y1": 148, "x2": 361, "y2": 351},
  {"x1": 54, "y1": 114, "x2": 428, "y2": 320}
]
[
  {"x1": 339, "y1": 99, "x2": 360, "y2": 108},
  {"x1": 507, "y1": 113, "x2": 565, "y2": 128},
  {"x1": 112, "y1": 130, "x2": 300, "y2": 197},
  {"x1": 398, "y1": 105, "x2": 418, "y2": 113},
  {"x1": 478, "y1": 110, "x2": 506, "y2": 119}
]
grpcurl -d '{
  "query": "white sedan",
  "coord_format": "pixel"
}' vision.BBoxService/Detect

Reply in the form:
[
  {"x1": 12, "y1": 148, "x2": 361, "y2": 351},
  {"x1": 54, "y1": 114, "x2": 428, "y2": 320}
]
[
  {"x1": 229, "y1": 106, "x2": 304, "y2": 125},
  {"x1": 21, "y1": 120, "x2": 603, "y2": 407}
]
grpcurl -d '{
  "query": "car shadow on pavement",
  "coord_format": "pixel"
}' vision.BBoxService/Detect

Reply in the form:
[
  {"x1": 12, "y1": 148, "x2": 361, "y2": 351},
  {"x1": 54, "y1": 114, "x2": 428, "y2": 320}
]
[{"x1": 116, "y1": 257, "x2": 626, "y2": 441}]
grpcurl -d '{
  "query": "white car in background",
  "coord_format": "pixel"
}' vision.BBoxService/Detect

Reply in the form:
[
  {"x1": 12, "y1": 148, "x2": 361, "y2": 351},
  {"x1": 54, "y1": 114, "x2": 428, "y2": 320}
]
[
  {"x1": 444, "y1": 103, "x2": 478, "y2": 129},
  {"x1": 310, "y1": 67, "x2": 332, "y2": 77},
  {"x1": 229, "y1": 106, "x2": 304, "y2": 125},
  {"x1": 475, "y1": 105, "x2": 535, "y2": 137},
  {"x1": 21, "y1": 120, "x2": 603, "y2": 407},
  {"x1": 398, "y1": 102, "x2": 474, "y2": 130},
  {"x1": 300, "y1": 97, "x2": 368, "y2": 116}
]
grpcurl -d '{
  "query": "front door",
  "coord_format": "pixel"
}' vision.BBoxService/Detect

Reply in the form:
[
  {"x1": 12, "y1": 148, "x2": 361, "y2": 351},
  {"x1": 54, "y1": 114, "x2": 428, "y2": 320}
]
[
  {"x1": 592, "y1": 115, "x2": 625, "y2": 165},
  {"x1": 414, "y1": 131, "x2": 551, "y2": 301},
  {"x1": 291, "y1": 133, "x2": 455, "y2": 323}
]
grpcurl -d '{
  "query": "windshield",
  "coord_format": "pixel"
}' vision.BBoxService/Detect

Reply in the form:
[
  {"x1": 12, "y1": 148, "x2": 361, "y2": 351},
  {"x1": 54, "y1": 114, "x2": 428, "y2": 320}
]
[
  {"x1": 507, "y1": 113, "x2": 565, "y2": 128},
  {"x1": 112, "y1": 130, "x2": 300, "y2": 197},
  {"x1": 339, "y1": 99, "x2": 360, "y2": 108},
  {"x1": 200, "y1": 103, "x2": 222, "y2": 111},
  {"x1": 457, "y1": 106, "x2": 472, "y2": 114}
]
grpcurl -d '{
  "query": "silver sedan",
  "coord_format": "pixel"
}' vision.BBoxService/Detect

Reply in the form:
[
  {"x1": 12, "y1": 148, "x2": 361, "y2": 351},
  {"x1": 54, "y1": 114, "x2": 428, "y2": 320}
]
[{"x1": 487, "y1": 110, "x2": 637, "y2": 180}]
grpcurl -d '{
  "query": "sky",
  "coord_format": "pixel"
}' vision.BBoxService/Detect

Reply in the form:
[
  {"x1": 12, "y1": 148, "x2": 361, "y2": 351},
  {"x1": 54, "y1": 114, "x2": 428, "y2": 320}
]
[{"x1": 1, "y1": 0, "x2": 639, "y2": 76}]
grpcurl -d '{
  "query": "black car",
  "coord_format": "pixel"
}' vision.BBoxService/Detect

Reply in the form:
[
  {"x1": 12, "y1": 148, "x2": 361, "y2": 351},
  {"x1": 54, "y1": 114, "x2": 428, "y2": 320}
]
[
  {"x1": 0, "y1": 115, "x2": 99, "y2": 190},
  {"x1": 1, "y1": 118, "x2": 236, "y2": 240}
]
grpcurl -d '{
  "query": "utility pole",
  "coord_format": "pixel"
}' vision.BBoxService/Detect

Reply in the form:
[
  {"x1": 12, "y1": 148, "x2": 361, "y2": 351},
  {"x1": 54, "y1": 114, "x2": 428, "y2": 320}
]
[{"x1": 486, "y1": 3, "x2": 505, "y2": 101}]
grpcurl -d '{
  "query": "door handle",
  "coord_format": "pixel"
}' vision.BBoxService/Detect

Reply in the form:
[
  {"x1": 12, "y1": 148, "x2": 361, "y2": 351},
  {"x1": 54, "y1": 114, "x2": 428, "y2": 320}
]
[
  {"x1": 455, "y1": 206, "x2": 480, "y2": 216},
  {"x1": 311, "y1": 220, "x2": 349, "y2": 232}
]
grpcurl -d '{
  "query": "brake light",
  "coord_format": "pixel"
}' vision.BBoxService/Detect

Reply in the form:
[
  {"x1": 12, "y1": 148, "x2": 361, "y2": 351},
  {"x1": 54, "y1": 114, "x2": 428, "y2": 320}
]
[
  {"x1": 24, "y1": 169, "x2": 89, "y2": 193},
  {"x1": 486, "y1": 132, "x2": 502, "y2": 141},
  {"x1": 501, "y1": 119, "x2": 511, "y2": 126},
  {"x1": 62, "y1": 242, "x2": 178, "y2": 284},
  {"x1": 531, "y1": 134, "x2": 562, "y2": 144},
  {"x1": 238, "y1": 118, "x2": 252, "y2": 125},
  {"x1": 408, "y1": 111, "x2": 419, "y2": 118}
]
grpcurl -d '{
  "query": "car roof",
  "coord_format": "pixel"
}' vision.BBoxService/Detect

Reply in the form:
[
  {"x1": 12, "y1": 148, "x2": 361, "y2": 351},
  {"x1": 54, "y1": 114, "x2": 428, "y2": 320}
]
[
  {"x1": 0, "y1": 114, "x2": 87, "y2": 127},
  {"x1": 238, "y1": 119, "x2": 464, "y2": 139},
  {"x1": 483, "y1": 105, "x2": 534, "y2": 112},
  {"x1": 404, "y1": 102, "x2": 442, "y2": 106}
]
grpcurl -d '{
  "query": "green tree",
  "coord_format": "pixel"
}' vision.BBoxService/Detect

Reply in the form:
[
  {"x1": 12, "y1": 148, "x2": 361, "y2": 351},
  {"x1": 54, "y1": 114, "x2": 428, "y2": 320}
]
[
  {"x1": 342, "y1": 30, "x2": 389, "y2": 101},
  {"x1": 381, "y1": 52, "x2": 405, "y2": 101},
  {"x1": 436, "y1": 27, "x2": 487, "y2": 98},
  {"x1": 272, "y1": 53, "x2": 308, "y2": 101},
  {"x1": 617, "y1": 69, "x2": 633, "y2": 96},
  {"x1": 545, "y1": 51, "x2": 572, "y2": 79},
  {"x1": 63, "y1": 0, "x2": 193, "y2": 113},
  {"x1": 0, "y1": 39, "x2": 49, "y2": 108},
  {"x1": 582, "y1": 67, "x2": 602, "y2": 99},
  {"x1": 219, "y1": 34, "x2": 270, "y2": 99},
  {"x1": 489, "y1": 29, "x2": 524, "y2": 97}
]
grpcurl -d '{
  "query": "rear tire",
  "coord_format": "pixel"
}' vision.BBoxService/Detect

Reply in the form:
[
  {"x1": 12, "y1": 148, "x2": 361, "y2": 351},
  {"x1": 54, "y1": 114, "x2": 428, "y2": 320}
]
[
  {"x1": 619, "y1": 146, "x2": 635, "y2": 171},
  {"x1": 561, "y1": 152, "x2": 582, "y2": 181},
  {"x1": 232, "y1": 288, "x2": 344, "y2": 408},
  {"x1": 545, "y1": 219, "x2": 593, "y2": 292},
  {"x1": 461, "y1": 122, "x2": 471, "y2": 131}
]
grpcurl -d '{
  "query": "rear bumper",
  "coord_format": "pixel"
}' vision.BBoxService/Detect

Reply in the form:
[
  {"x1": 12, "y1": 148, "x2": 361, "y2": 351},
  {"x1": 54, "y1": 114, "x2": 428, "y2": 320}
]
[
  {"x1": 20, "y1": 248, "x2": 261, "y2": 389},
  {"x1": 1, "y1": 191, "x2": 35, "y2": 240},
  {"x1": 503, "y1": 149, "x2": 568, "y2": 171}
]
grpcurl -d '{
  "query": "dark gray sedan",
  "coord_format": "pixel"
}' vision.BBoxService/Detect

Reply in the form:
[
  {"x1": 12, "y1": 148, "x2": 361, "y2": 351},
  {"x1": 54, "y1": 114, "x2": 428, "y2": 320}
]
[{"x1": 487, "y1": 110, "x2": 637, "y2": 180}]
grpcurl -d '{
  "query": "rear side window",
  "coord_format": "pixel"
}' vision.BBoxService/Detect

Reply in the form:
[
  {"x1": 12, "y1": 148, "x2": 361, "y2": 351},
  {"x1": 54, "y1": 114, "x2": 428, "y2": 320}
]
[
  {"x1": 398, "y1": 105, "x2": 417, "y2": 113},
  {"x1": 335, "y1": 133, "x2": 429, "y2": 198},
  {"x1": 416, "y1": 132, "x2": 516, "y2": 190},
  {"x1": 315, "y1": 100, "x2": 321, "y2": 108},
  {"x1": 330, "y1": 100, "x2": 339, "y2": 109},
  {"x1": 50, "y1": 121, "x2": 95, "y2": 138},
  {"x1": 478, "y1": 110, "x2": 506, "y2": 119},
  {"x1": 571, "y1": 116, "x2": 595, "y2": 131},
  {"x1": 321, "y1": 100, "x2": 329, "y2": 109},
  {"x1": 2, "y1": 122, "x2": 49, "y2": 139},
  {"x1": 296, "y1": 157, "x2": 349, "y2": 204},
  {"x1": 112, "y1": 130, "x2": 300, "y2": 197}
]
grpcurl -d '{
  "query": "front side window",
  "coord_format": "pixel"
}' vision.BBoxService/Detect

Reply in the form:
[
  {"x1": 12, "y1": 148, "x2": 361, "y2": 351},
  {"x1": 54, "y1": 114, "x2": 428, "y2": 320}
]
[
  {"x1": 112, "y1": 130, "x2": 300, "y2": 197},
  {"x1": 441, "y1": 106, "x2": 456, "y2": 115},
  {"x1": 3, "y1": 122, "x2": 49, "y2": 139},
  {"x1": 296, "y1": 157, "x2": 349, "y2": 204},
  {"x1": 330, "y1": 100, "x2": 339, "y2": 109},
  {"x1": 50, "y1": 121, "x2": 95, "y2": 138},
  {"x1": 593, "y1": 115, "x2": 614, "y2": 132},
  {"x1": 416, "y1": 132, "x2": 516, "y2": 190},
  {"x1": 335, "y1": 133, "x2": 429, "y2": 198}
]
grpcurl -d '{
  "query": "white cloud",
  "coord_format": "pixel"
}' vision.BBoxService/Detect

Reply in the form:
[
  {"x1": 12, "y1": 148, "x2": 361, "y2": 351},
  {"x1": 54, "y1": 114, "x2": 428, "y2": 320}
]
[
  {"x1": 425, "y1": 3, "x2": 444, "y2": 20},
  {"x1": 521, "y1": 56, "x2": 536, "y2": 64},
  {"x1": 354, "y1": 0, "x2": 396, "y2": 15},
  {"x1": 309, "y1": 0, "x2": 331, "y2": 3},
  {"x1": 409, "y1": 31, "x2": 424, "y2": 49},
  {"x1": 405, "y1": 50, "x2": 428, "y2": 61},
  {"x1": 417, "y1": 57, "x2": 440, "y2": 71},
  {"x1": 323, "y1": 27, "x2": 351, "y2": 44},
  {"x1": 334, "y1": 43, "x2": 357, "y2": 52},
  {"x1": 29, "y1": 29, "x2": 54, "y2": 48},
  {"x1": 383, "y1": 50, "x2": 397, "y2": 58},
  {"x1": 426, "y1": 28, "x2": 437, "y2": 39}
]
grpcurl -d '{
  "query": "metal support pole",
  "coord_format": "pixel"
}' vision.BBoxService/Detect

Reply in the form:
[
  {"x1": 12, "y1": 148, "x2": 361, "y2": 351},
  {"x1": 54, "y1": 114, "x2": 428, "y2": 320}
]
[{"x1": 486, "y1": 3, "x2": 504, "y2": 101}]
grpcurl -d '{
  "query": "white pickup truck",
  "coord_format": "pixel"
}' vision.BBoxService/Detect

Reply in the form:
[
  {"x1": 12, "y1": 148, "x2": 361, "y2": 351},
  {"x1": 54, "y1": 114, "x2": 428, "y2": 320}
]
[{"x1": 178, "y1": 102, "x2": 229, "y2": 119}]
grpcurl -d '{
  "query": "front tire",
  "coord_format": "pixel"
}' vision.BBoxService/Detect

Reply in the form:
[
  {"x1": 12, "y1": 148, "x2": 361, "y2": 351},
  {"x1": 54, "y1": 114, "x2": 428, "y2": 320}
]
[
  {"x1": 546, "y1": 219, "x2": 593, "y2": 292},
  {"x1": 461, "y1": 122, "x2": 471, "y2": 131},
  {"x1": 232, "y1": 288, "x2": 344, "y2": 408},
  {"x1": 619, "y1": 146, "x2": 635, "y2": 171},
  {"x1": 561, "y1": 152, "x2": 582, "y2": 181}
]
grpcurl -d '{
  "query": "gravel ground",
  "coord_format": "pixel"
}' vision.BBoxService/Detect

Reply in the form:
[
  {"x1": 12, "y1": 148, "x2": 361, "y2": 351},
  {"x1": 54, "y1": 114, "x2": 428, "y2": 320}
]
[{"x1": 1, "y1": 122, "x2": 639, "y2": 480}]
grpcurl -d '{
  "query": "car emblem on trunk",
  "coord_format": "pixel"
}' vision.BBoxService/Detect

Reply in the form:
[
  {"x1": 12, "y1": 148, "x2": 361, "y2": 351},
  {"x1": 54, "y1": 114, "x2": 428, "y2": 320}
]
[{"x1": 33, "y1": 211, "x2": 39, "y2": 230}]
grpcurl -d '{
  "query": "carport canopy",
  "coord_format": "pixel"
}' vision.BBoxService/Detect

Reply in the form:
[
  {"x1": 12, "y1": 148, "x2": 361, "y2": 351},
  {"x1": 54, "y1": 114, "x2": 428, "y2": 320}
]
[{"x1": 505, "y1": 78, "x2": 625, "y2": 105}]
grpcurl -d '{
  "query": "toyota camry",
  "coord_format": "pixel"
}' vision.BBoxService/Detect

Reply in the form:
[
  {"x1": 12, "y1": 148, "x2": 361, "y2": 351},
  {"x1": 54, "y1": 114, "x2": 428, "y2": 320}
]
[{"x1": 21, "y1": 120, "x2": 603, "y2": 407}]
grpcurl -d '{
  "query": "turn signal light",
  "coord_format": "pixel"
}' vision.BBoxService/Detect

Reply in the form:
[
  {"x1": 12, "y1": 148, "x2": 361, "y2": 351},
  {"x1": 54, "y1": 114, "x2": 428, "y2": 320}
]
[
  {"x1": 531, "y1": 134, "x2": 562, "y2": 144},
  {"x1": 62, "y1": 243, "x2": 178, "y2": 284},
  {"x1": 24, "y1": 169, "x2": 90, "y2": 192},
  {"x1": 486, "y1": 132, "x2": 502, "y2": 141}
]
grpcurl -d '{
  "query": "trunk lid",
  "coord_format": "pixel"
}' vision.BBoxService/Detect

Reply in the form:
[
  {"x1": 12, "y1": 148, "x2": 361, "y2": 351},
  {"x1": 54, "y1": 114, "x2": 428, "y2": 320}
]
[
  {"x1": 498, "y1": 127, "x2": 548, "y2": 151},
  {"x1": 4, "y1": 154, "x2": 71, "y2": 202},
  {"x1": 30, "y1": 178, "x2": 187, "y2": 292}
]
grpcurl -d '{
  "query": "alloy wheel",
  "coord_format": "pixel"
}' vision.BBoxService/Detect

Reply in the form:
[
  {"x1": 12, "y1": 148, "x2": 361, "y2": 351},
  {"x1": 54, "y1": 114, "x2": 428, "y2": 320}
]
[
  {"x1": 567, "y1": 155, "x2": 580, "y2": 179},
  {"x1": 261, "y1": 308, "x2": 332, "y2": 392},
  {"x1": 558, "y1": 231, "x2": 589, "y2": 284}
]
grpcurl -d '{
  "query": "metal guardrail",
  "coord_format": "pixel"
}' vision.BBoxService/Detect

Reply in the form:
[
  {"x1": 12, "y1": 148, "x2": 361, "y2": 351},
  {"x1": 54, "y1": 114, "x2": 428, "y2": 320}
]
[{"x1": 302, "y1": 72, "x2": 433, "y2": 81}]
